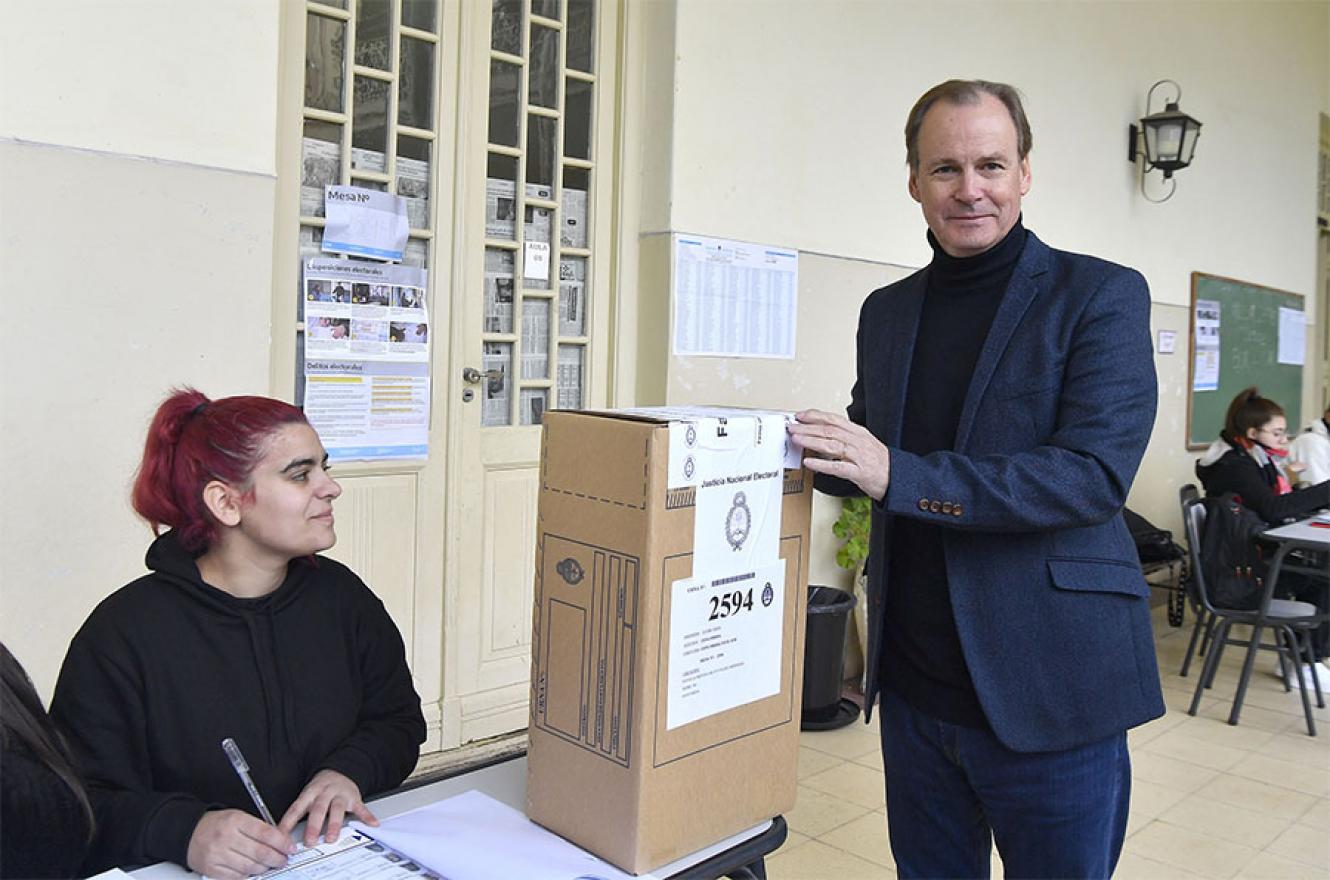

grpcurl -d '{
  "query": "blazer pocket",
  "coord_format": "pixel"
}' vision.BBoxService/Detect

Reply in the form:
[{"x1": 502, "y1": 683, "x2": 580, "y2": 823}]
[
  {"x1": 1048, "y1": 557, "x2": 1149, "y2": 598},
  {"x1": 994, "y1": 366, "x2": 1064, "y2": 401}
]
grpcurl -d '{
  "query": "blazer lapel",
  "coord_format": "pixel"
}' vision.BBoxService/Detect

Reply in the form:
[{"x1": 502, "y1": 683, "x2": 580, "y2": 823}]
[
  {"x1": 953, "y1": 233, "x2": 1051, "y2": 450},
  {"x1": 878, "y1": 270, "x2": 928, "y2": 446}
]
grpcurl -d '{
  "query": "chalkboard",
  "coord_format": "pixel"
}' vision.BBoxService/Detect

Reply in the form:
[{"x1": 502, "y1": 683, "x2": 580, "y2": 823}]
[{"x1": 1187, "y1": 272, "x2": 1305, "y2": 449}]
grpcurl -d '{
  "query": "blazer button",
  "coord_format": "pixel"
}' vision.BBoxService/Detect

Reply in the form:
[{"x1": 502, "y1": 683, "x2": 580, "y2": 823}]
[
  {"x1": 952, "y1": 504, "x2": 964, "y2": 517},
  {"x1": 918, "y1": 498, "x2": 930, "y2": 511},
  {"x1": 941, "y1": 501, "x2": 953, "y2": 514},
  {"x1": 929, "y1": 500, "x2": 942, "y2": 513}
]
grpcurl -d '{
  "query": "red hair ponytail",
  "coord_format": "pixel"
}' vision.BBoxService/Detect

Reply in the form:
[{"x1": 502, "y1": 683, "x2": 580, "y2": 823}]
[{"x1": 131, "y1": 388, "x2": 306, "y2": 552}]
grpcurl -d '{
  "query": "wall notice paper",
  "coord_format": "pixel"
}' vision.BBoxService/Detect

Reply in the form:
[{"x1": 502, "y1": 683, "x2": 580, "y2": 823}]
[
  {"x1": 350, "y1": 790, "x2": 656, "y2": 880},
  {"x1": 1192, "y1": 298, "x2": 1221, "y2": 392},
  {"x1": 667, "y1": 558, "x2": 786, "y2": 730},
  {"x1": 323, "y1": 184, "x2": 411, "y2": 261},
  {"x1": 303, "y1": 259, "x2": 431, "y2": 461},
  {"x1": 672, "y1": 233, "x2": 798, "y2": 359},
  {"x1": 1278, "y1": 306, "x2": 1306, "y2": 365},
  {"x1": 524, "y1": 239, "x2": 551, "y2": 282}
]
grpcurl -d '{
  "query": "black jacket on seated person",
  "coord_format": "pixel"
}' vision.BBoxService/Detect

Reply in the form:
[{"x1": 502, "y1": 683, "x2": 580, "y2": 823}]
[
  {"x1": 1, "y1": 742, "x2": 92, "y2": 878},
  {"x1": 1196, "y1": 437, "x2": 1330, "y2": 525},
  {"x1": 50, "y1": 531, "x2": 426, "y2": 873}
]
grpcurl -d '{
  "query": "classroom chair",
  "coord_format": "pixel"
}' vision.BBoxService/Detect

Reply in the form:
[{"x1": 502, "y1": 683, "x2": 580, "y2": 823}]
[
  {"x1": 1182, "y1": 497, "x2": 1324, "y2": 736},
  {"x1": 1177, "y1": 483, "x2": 1213, "y2": 677}
]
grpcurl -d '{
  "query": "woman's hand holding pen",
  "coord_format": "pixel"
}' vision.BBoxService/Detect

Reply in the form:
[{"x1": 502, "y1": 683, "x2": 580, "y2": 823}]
[
  {"x1": 279, "y1": 768, "x2": 379, "y2": 847},
  {"x1": 187, "y1": 809, "x2": 295, "y2": 880}
]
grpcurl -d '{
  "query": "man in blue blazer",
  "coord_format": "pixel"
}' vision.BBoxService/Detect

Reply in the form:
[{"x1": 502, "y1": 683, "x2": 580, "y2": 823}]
[{"x1": 789, "y1": 80, "x2": 1163, "y2": 879}]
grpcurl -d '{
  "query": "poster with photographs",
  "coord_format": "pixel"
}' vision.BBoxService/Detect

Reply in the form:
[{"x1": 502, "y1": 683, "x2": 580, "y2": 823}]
[
  {"x1": 303, "y1": 259, "x2": 429, "y2": 363},
  {"x1": 303, "y1": 259, "x2": 431, "y2": 462},
  {"x1": 1192, "y1": 298, "x2": 1220, "y2": 391}
]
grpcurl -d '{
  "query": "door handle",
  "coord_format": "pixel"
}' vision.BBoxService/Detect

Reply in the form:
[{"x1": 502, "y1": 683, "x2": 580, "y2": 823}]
[{"x1": 462, "y1": 366, "x2": 505, "y2": 393}]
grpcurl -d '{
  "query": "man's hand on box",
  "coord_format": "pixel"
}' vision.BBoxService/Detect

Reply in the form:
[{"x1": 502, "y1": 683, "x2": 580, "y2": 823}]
[{"x1": 788, "y1": 410, "x2": 890, "y2": 502}]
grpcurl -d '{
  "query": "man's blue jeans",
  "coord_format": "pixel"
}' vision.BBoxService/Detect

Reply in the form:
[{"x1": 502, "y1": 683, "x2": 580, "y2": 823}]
[{"x1": 879, "y1": 689, "x2": 1131, "y2": 879}]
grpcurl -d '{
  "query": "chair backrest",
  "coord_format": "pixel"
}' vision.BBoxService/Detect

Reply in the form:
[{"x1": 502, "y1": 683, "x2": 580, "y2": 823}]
[
  {"x1": 1181, "y1": 497, "x2": 1215, "y2": 613},
  {"x1": 1179, "y1": 483, "x2": 1200, "y2": 507}
]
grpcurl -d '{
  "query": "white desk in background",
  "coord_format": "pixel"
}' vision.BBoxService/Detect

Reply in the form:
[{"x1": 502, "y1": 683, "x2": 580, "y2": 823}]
[{"x1": 129, "y1": 753, "x2": 785, "y2": 880}]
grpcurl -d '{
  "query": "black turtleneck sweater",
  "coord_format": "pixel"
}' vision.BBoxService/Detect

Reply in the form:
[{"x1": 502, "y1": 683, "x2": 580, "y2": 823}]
[{"x1": 881, "y1": 219, "x2": 1028, "y2": 729}]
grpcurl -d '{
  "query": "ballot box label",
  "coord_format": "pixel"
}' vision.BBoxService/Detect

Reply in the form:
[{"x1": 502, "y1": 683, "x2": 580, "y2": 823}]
[{"x1": 666, "y1": 559, "x2": 785, "y2": 730}]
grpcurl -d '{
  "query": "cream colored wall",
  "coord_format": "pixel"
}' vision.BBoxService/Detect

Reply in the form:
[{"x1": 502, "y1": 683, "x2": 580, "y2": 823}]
[
  {"x1": 0, "y1": 1, "x2": 282, "y2": 698},
  {"x1": 670, "y1": 0, "x2": 1325, "y2": 306},
  {"x1": 625, "y1": 0, "x2": 1329, "y2": 574},
  {"x1": 0, "y1": 0, "x2": 279, "y2": 174}
]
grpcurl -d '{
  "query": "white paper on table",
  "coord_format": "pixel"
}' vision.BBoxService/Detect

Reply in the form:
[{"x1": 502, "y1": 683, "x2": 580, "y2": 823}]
[
  {"x1": 206, "y1": 829, "x2": 425, "y2": 880},
  {"x1": 1278, "y1": 307, "x2": 1306, "y2": 365},
  {"x1": 323, "y1": 185, "x2": 410, "y2": 261},
  {"x1": 666, "y1": 557, "x2": 786, "y2": 729},
  {"x1": 353, "y1": 790, "x2": 656, "y2": 880},
  {"x1": 86, "y1": 871, "x2": 135, "y2": 879}
]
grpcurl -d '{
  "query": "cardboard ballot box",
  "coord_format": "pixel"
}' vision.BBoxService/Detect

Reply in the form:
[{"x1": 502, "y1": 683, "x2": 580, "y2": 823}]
[{"x1": 526, "y1": 408, "x2": 813, "y2": 874}]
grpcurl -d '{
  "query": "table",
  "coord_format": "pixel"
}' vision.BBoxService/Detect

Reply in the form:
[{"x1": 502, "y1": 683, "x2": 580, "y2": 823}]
[
  {"x1": 130, "y1": 753, "x2": 786, "y2": 880},
  {"x1": 1226, "y1": 517, "x2": 1330, "y2": 729}
]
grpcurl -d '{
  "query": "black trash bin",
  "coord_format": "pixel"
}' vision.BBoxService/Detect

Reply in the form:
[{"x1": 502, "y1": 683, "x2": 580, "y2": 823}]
[{"x1": 801, "y1": 585, "x2": 861, "y2": 730}]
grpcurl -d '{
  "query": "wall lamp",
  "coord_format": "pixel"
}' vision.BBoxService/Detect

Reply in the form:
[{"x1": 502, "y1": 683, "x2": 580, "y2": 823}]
[{"x1": 1127, "y1": 79, "x2": 1202, "y2": 202}]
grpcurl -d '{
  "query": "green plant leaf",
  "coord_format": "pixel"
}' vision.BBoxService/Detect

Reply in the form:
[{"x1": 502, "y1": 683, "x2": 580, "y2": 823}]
[{"x1": 832, "y1": 496, "x2": 873, "y2": 570}]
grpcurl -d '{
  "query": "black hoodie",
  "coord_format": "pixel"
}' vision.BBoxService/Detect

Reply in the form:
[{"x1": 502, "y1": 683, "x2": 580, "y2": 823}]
[{"x1": 49, "y1": 532, "x2": 425, "y2": 873}]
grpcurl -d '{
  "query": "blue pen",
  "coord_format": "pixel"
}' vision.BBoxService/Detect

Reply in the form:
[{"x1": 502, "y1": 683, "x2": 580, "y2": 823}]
[{"x1": 221, "y1": 737, "x2": 277, "y2": 825}]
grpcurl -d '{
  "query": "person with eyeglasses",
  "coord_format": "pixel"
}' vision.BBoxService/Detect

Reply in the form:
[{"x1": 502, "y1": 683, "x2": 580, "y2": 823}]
[
  {"x1": 1196, "y1": 386, "x2": 1330, "y2": 525},
  {"x1": 1196, "y1": 386, "x2": 1330, "y2": 677}
]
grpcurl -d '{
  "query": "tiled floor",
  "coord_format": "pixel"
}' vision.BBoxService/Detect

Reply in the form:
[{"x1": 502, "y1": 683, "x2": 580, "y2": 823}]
[{"x1": 767, "y1": 606, "x2": 1330, "y2": 879}]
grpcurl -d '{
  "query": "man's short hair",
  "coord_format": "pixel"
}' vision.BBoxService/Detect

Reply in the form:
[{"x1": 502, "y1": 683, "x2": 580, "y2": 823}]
[{"x1": 904, "y1": 80, "x2": 1033, "y2": 170}]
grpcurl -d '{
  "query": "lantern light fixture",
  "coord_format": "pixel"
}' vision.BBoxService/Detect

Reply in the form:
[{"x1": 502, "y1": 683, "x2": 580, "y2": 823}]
[{"x1": 1127, "y1": 79, "x2": 1202, "y2": 203}]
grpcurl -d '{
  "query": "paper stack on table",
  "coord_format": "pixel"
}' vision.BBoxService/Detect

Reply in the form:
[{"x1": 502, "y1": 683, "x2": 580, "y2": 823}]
[{"x1": 354, "y1": 790, "x2": 656, "y2": 880}]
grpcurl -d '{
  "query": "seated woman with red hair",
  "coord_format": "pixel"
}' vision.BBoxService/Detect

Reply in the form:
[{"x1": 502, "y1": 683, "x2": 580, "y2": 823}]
[{"x1": 51, "y1": 389, "x2": 424, "y2": 879}]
